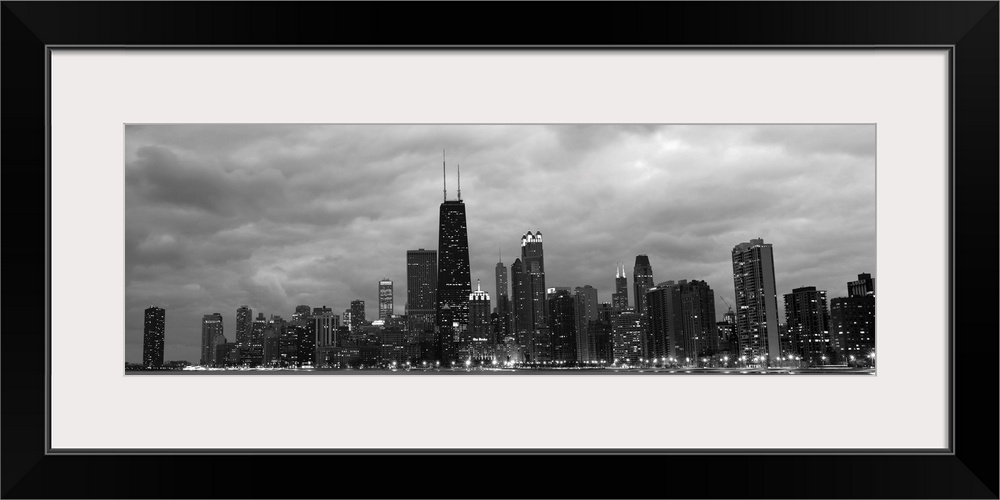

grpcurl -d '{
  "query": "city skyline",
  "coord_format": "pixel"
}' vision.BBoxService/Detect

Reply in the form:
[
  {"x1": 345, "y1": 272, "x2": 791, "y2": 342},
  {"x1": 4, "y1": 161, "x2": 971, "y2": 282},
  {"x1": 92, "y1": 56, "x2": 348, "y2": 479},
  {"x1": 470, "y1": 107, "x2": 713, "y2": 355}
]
[{"x1": 125, "y1": 124, "x2": 875, "y2": 364}]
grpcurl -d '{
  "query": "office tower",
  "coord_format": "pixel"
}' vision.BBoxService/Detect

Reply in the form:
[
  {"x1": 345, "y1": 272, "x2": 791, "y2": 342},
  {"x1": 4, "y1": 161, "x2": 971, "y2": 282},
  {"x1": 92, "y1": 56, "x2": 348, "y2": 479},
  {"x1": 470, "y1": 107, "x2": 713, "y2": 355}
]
[
  {"x1": 469, "y1": 280, "x2": 492, "y2": 346},
  {"x1": 646, "y1": 280, "x2": 718, "y2": 362},
  {"x1": 379, "y1": 279, "x2": 394, "y2": 320},
  {"x1": 494, "y1": 252, "x2": 511, "y2": 343},
  {"x1": 406, "y1": 248, "x2": 438, "y2": 337},
  {"x1": 831, "y1": 273, "x2": 876, "y2": 362},
  {"x1": 436, "y1": 156, "x2": 473, "y2": 361},
  {"x1": 292, "y1": 305, "x2": 311, "y2": 321},
  {"x1": 593, "y1": 302, "x2": 614, "y2": 363},
  {"x1": 521, "y1": 231, "x2": 548, "y2": 330},
  {"x1": 235, "y1": 305, "x2": 253, "y2": 362},
  {"x1": 612, "y1": 309, "x2": 644, "y2": 364},
  {"x1": 350, "y1": 300, "x2": 366, "y2": 331},
  {"x1": 142, "y1": 306, "x2": 165, "y2": 367},
  {"x1": 264, "y1": 315, "x2": 284, "y2": 366},
  {"x1": 574, "y1": 285, "x2": 598, "y2": 363},
  {"x1": 245, "y1": 312, "x2": 267, "y2": 366},
  {"x1": 200, "y1": 313, "x2": 225, "y2": 366},
  {"x1": 511, "y1": 258, "x2": 531, "y2": 338},
  {"x1": 281, "y1": 319, "x2": 308, "y2": 367},
  {"x1": 632, "y1": 255, "x2": 654, "y2": 315},
  {"x1": 612, "y1": 264, "x2": 629, "y2": 310},
  {"x1": 343, "y1": 310, "x2": 352, "y2": 332},
  {"x1": 312, "y1": 306, "x2": 337, "y2": 343},
  {"x1": 546, "y1": 287, "x2": 571, "y2": 300},
  {"x1": 731, "y1": 238, "x2": 781, "y2": 363},
  {"x1": 548, "y1": 289, "x2": 577, "y2": 363},
  {"x1": 784, "y1": 286, "x2": 831, "y2": 364}
]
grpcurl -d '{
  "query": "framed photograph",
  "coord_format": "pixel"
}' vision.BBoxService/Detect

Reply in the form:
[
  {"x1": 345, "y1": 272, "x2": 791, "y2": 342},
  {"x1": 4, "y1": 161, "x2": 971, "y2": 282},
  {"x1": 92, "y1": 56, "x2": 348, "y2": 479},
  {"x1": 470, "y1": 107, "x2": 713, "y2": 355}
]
[{"x1": 3, "y1": 2, "x2": 996, "y2": 498}]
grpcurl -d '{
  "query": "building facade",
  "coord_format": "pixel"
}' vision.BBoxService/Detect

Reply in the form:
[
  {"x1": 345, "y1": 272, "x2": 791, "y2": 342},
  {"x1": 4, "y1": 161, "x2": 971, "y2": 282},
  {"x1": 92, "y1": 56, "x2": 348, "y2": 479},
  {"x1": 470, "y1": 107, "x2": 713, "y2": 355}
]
[
  {"x1": 731, "y1": 238, "x2": 781, "y2": 363},
  {"x1": 548, "y1": 289, "x2": 577, "y2": 363},
  {"x1": 784, "y1": 286, "x2": 831, "y2": 364},
  {"x1": 143, "y1": 306, "x2": 165, "y2": 367},
  {"x1": 632, "y1": 255, "x2": 654, "y2": 315},
  {"x1": 573, "y1": 285, "x2": 599, "y2": 363},
  {"x1": 406, "y1": 248, "x2": 438, "y2": 338},
  {"x1": 200, "y1": 312, "x2": 224, "y2": 366},
  {"x1": 378, "y1": 279, "x2": 394, "y2": 320}
]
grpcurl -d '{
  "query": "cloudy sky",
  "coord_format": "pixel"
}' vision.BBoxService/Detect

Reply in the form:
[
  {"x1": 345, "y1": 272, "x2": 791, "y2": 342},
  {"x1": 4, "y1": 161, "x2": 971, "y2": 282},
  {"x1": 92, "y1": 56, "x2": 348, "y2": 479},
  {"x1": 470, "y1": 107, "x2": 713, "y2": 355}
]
[{"x1": 124, "y1": 124, "x2": 875, "y2": 363}]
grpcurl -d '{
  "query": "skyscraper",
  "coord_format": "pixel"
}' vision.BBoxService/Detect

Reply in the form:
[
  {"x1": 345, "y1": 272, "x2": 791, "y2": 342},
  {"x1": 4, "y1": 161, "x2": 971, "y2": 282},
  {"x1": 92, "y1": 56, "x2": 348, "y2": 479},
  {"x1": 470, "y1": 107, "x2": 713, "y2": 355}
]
[
  {"x1": 248, "y1": 312, "x2": 267, "y2": 366},
  {"x1": 548, "y1": 289, "x2": 577, "y2": 363},
  {"x1": 468, "y1": 280, "x2": 492, "y2": 346},
  {"x1": 632, "y1": 255, "x2": 654, "y2": 315},
  {"x1": 612, "y1": 264, "x2": 629, "y2": 310},
  {"x1": 732, "y1": 238, "x2": 781, "y2": 363},
  {"x1": 143, "y1": 306, "x2": 165, "y2": 367},
  {"x1": 292, "y1": 305, "x2": 311, "y2": 322},
  {"x1": 406, "y1": 249, "x2": 437, "y2": 337},
  {"x1": 350, "y1": 300, "x2": 366, "y2": 331},
  {"x1": 831, "y1": 273, "x2": 876, "y2": 362},
  {"x1": 511, "y1": 257, "x2": 531, "y2": 342},
  {"x1": 200, "y1": 313, "x2": 224, "y2": 366},
  {"x1": 645, "y1": 280, "x2": 718, "y2": 362},
  {"x1": 494, "y1": 252, "x2": 511, "y2": 343},
  {"x1": 235, "y1": 305, "x2": 253, "y2": 363},
  {"x1": 435, "y1": 154, "x2": 472, "y2": 362},
  {"x1": 379, "y1": 279, "x2": 394, "y2": 320},
  {"x1": 784, "y1": 286, "x2": 831, "y2": 364},
  {"x1": 573, "y1": 285, "x2": 598, "y2": 363},
  {"x1": 521, "y1": 231, "x2": 547, "y2": 329}
]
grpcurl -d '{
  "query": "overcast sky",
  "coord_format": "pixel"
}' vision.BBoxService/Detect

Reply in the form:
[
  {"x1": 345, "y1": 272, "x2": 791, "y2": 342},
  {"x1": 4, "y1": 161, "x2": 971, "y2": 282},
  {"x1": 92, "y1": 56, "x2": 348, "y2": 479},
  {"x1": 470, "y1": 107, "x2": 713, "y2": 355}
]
[{"x1": 124, "y1": 124, "x2": 876, "y2": 363}]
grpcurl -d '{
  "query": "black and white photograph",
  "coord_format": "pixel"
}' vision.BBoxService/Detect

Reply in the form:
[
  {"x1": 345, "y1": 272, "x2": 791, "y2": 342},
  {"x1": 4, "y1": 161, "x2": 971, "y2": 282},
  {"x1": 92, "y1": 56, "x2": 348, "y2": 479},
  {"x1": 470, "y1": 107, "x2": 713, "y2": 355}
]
[{"x1": 126, "y1": 124, "x2": 876, "y2": 374}]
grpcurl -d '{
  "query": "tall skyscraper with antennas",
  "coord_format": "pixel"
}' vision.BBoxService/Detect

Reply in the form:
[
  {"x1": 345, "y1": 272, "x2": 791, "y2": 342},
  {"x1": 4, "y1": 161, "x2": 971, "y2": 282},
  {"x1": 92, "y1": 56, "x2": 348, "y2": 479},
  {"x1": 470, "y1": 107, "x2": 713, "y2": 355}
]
[{"x1": 436, "y1": 151, "x2": 472, "y2": 362}]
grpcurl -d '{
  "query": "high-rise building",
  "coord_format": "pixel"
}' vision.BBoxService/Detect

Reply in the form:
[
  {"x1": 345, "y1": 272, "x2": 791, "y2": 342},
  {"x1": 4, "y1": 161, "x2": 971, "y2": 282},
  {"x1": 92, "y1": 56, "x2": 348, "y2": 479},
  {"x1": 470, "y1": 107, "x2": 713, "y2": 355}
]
[
  {"x1": 548, "y1": 289, "x2": 577, "y2": 363},
  {"x1": 573, "y1": 285, "x2": 598, "y2": 363},
  {"x1": 784, "y1": 286, "x2": 831, "y2": 364},
  {"x1": 521, "y1": 231, "x2": 547, "y2": 330},
  {"x1": 612, "y1": 309, "x2": 644, "y2": 364},
  {"x1": 350, "y1": 300, "x2": 366, "y2": 331},
  {"x1": 246, "y1": 312, "x2": 267, "y2": 366},
  {"x1": 436, "y1": 157, "x2": 473, "y2": 362},
  {"x1": 731, "y1": 238, "x2": 781, "y2": 363},
  {"x1": 143, "y1": 306, "x2": 165, "y2": 367},
  {"x1": 494, "y1": 252, "x2": 511, "y2": 343},
  {"x1": 235, "y1": 305, "x2": 253, "y2": 363},
  {"x1": 468, "y1": 280, "x2": 492, "y2": 345},
  {"x1": 406, "y1": 249, "x2": 438, "y2": 337},
  {"x1": 612, "y1": 264, "x2": 629, "y2": 310},
  {"x1": 379, "y1": 279, "x2": 394, "y2": 320},
  {"x1": 200, "y1": 313, "x2": 225, "y2": 366},
  {"x1": 264, "y1": 315, "x2": 284, "y2": 367},
  {"x1": 594, "y1": 302, "x2": 615, "y2": 363},
  {"x1": 645, "y1": 280, "x2": 718, "y2": 362},
  {"x1": 511, "y1": 258, "x2": 531, "y2": 339},
  {"x1": 831, "y1": 273, "x2": 876, "y2": 362},
  {"x1": 312, "y1": 306, "x2": 340, "y2": 348},
  {"x1": 632, "y1": 255, "x2": 654, "y2": 315}
]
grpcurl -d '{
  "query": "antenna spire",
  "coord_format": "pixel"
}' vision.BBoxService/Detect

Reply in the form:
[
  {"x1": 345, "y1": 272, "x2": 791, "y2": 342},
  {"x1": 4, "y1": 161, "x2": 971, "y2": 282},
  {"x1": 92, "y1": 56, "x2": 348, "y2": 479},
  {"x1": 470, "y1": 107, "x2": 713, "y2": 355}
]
[
  {"x1": 442, "y1": 149, "x2": 447, "y2": 202},
  {"x1": 457, "y1": 163, "x2": 462, "y2": 200},
  {"x1": 499, "y1": 247, "x2": 502, "y2": 263}
]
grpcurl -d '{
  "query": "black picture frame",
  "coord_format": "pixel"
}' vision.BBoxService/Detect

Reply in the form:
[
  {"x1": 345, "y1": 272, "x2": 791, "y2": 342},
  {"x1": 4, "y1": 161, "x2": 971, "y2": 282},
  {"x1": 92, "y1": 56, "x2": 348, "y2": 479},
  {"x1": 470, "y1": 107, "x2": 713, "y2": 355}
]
[{"x1": 2, "y1": 2, "x2": 997, "y2": 498}]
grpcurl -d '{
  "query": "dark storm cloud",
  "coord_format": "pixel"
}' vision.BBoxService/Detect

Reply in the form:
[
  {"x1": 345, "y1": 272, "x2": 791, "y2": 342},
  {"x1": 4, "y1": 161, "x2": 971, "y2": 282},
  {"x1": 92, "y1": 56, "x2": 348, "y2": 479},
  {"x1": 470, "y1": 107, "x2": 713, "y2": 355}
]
[{"x1": 124, "y1": 124, "x2": 875, "y2": 363}]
